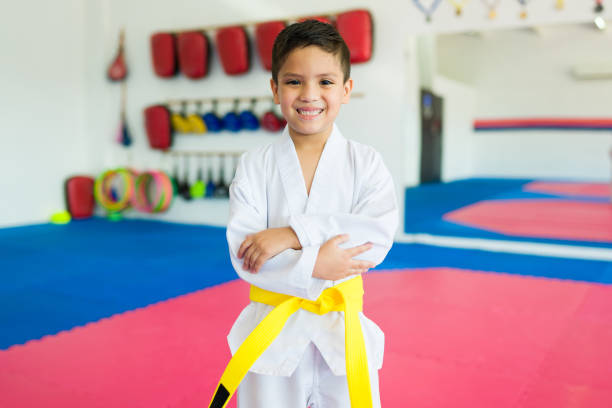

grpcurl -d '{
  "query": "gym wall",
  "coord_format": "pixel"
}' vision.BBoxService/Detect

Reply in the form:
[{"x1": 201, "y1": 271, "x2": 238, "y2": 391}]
[{"x1": 1, "y1": 0, "x2": 610, "y2": 227}]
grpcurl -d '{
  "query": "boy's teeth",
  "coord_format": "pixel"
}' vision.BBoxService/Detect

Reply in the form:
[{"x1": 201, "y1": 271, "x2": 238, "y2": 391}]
[{"x1": 297, "y1": 109, "x2": 322, "y2": 115}]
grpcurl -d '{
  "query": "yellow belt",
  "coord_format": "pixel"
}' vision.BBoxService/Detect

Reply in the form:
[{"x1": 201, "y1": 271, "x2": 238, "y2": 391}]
[{"x1": 208, "y1": 275, "x2": 372, "y2": 408}]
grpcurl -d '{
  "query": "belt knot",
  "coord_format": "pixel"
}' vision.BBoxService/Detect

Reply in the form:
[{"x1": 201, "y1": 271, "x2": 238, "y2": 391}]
[{"x1": 315, "y1": 294, "x2": 336, "y2": 314}]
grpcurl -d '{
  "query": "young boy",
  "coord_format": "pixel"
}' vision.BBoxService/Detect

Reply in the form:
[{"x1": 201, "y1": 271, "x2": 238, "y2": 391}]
[{"x1": 209, "y1": 20, "x2": 398, "y2": 408}]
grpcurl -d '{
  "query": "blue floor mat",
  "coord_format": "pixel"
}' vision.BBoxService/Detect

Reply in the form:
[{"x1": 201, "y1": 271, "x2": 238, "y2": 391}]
[
  {"x1": 1, "y1": 217, "x2": 610, "y2": 350},
  {"x1": 0, "y1": 219, "x2": 235, "y2": 349},
  {"x1": 404, "y1": 178, "x2": 612, "y2": 248}
]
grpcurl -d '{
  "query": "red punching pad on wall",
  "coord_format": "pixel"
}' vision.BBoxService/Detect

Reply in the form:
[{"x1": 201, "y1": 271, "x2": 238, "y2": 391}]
[
  {"x1": 336, "y1": 10, "x2": 373, "y2": 64},
  {"x1": 215, "y1": 26, "x2": 250, "y2": 75},
  {"x1": 144, "y1": 105, "x2": 173, "y2": 149},
  {"x1": 255, "y1": 21, "x2": 285, "y2": 71},
  {"x1": 298, "y1": 16, "x2": 334, "y2": 25},
  {"x1": 64, "y1": 176, "x2": 95, "y2": 219},
  {"x1": 150, "y1": 32, "x2": 177, "y2": 78},
  {"x1": 177, "y1": 31, "x2": 209, "y2": 79}
]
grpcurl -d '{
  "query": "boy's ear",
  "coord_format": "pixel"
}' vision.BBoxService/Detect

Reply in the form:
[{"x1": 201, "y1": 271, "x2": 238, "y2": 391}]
[
  {"x1": 342, "y1": 78, "x2": 354, "y2": 104},
  {"x1": 270, "y1": 78, "x2": 280, "y2": 104}
]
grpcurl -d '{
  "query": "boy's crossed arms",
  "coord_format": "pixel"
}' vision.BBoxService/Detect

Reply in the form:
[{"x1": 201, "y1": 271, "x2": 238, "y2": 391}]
[{"x1": 238, "y1": 227, "x2": 375, "y2": 280}]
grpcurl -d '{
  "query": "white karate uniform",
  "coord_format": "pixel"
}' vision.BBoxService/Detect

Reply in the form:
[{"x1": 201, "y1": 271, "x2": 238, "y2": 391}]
[{"x1": 226, "y1": 124, "x2": 399, "y2": 407}]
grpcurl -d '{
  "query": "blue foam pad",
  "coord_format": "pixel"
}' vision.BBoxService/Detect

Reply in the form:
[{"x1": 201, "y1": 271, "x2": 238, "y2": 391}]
[{"x1": 404, "y1": 178, "x2": 612, "y2": 248}]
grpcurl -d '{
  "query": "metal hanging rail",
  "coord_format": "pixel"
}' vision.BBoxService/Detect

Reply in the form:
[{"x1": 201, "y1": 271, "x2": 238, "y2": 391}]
[{"x1": 166, "y1": 92, "x2": 364, "y2": 106}]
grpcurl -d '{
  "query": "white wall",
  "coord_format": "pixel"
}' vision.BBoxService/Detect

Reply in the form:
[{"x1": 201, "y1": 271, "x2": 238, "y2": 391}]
[
  {"x1": 83, "y1": 0, "x2": 415, "y2": 226},
  {"x1": 433, "y1": 75, "x2": 476, "y2": 182},
  {"x1": 0, "y1": 0, "x2": 87, "y2": 227},
  {"x1": 1, "y1": 0, "x2": 611, "y2": 227},
  {"x1": 437, "y1": 25, "x2": 612, "y2": 180}
]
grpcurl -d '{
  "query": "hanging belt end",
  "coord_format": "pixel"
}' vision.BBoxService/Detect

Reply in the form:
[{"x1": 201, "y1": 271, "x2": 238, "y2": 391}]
[{"x1": 209, "y1": 384, "x2": 230, "y2": 408}]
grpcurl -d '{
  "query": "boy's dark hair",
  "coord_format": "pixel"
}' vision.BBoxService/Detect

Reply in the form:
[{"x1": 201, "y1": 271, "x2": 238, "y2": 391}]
[{"x1": 271, "y1": 20, "x2": 351, "y2": 84}]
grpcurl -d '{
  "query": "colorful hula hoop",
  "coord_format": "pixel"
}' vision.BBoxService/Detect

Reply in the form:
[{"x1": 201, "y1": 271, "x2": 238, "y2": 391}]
[
  {"x1": 131, "y1": 170, "x2": 174, "y2": 213},
  {"x1": 94, "y1": 168, "x2": 135, "y2": 212}
]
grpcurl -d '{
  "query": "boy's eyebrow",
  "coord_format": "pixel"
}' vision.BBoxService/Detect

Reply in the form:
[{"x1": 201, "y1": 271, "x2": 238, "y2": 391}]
[{"x1": 281, "y1": 72, "x2": 340, "y2": 78}]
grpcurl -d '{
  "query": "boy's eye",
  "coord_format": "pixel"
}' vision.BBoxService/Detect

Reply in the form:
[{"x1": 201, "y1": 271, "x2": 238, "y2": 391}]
[
  {"x1": 285, "y1": 80, "x2": 300, "y2": 85},
  {"x1": 320, "y1": 80, "x2": 333, "y2": 86}
]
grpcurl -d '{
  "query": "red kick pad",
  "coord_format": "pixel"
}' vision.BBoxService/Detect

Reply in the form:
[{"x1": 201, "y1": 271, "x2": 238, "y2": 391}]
[
  {"x1": 524, "y1": 181, "x2": 610, "y2": 198},
  {"x1": 177, "y1": 31, "x2": 209, "y2": 79},
  {"x1": 255, "y1": 21, "x2": 285, "y2": 71},
  {"x1": 150, "y1": 33, "x2": 177, "y2": 78},
  {"x1": 143, "y1": 105, "x2": 173, "y2": 150},
  {"x1": 2, "y1": 269, "x2": 612, "y2": 407},
  {"x1": 336, "y1": 10, "x2": 373, "y2": 63},
  {"x1": 215, "y1": 26, "x2": 250, "y2": 75},
  {"x1": 444, "y1": 199, "x2": 612, "y2": 242},
  {"x1": 297, "y1": 16, "x2": 333, "y2": 25}
]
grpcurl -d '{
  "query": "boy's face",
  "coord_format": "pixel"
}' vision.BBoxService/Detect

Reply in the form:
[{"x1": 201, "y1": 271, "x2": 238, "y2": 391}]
[{"x1": 270, "y1": 45, "x2": 353, "y2": 141}]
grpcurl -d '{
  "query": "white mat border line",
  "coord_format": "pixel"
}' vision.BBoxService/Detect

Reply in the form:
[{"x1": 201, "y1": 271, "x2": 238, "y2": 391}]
[{"x1": 396, "y1": 233, "x2": 612, "y2": 262}]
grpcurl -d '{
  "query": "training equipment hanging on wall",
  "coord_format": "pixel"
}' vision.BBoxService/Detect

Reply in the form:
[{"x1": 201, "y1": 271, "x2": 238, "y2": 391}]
[
  {"x1": 222, "y1": 99, "x2": 243, "y2": 132},
  {"x1": 206, "y1": 157, "x2": 216, "y2": 198},
  {"x1": 144, "y1": 105, "x2": 173, "y2": 149},
  {"x1": 335, "y1": 10, "x2": 373, "y2": 63},
  {"x1": 187, "y1": 102, "x2": 207, "y2": 133},
  {"x1": 203, "y1": 100, "x2": 224, "y2": 132},
  {"x1": 64, "y1": 176, "x2": 95, "y2": 219},
  {"x1": 107, "y1": 28, "x2": 127, "y2": 81},
  {"x1": 230, "y1": 154, "x2": 239, "y2": 185},
  {"x1": 412, "y1": 0, "x2": 443, "y2": 22},
  {"x1": 261, "y1": 111, "x2": 283, "y2": 132},
  {"x1": 171, "y1": 155, "x2": 180, "y2": 195},
  {"x1": 150, "y1": 9, "x2": 374, "y2": 80},
  {"x1": 595, "y1": 0, "x2": 604, "y2": 12},
  {"x1": 255, "y1": 21, "x2": 285, "y2": 71},
  {"x1": 171, "y1": 102, "x2": 193, "y2": 133},
  {"x1": 298, "y1": 16, "x2": 333, "y2": 24},
  {"x1": 190, "y1": 156, "x2": 206, "y2": 199},
  {"x1": 161, "y1": 93, "x2": 363, "y2": 137},
  {"x1": 216, "y1": 26, "x2": 250, "y2": 75},
  {"x1": 180, "y1": 154, "x2": 192, "y2": 200},
  {"x1": 261, "y1": 99, "x2": 286, "y2": 132},
  {"x1": 240, "y1": 99, "x2": 260, "y2": 131},
  {"x1": 177, "y1": 31, "x2": 210, "y2": 79},
  {"x1": 214, "y1": 155, "x2": 230, "y2": 198},
  {"x1": 151, "y1": 32, "x2": 177, "y2": 78},
  {"x1": 116, "y1": 82, "x2": 132, "y2": 147}
]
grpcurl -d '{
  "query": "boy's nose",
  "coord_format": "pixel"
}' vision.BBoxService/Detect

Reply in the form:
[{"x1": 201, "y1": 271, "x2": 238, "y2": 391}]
[{"x1": 299, "y1": 82, "x2": 319, "y2": 101}]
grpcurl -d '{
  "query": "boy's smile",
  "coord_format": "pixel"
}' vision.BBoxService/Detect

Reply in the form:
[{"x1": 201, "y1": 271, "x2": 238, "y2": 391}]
[{"x1": 271, "y1": 45, "x2": 353, "y2": 142}]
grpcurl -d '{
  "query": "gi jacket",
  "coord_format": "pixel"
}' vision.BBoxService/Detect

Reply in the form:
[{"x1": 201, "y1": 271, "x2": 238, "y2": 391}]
[{"x1": 226, "y1": 124, "x2": 399, "y2": 376}]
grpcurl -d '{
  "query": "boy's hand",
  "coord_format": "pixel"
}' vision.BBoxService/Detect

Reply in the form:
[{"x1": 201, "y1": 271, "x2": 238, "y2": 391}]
[
  {"x1": 312, "y1": 234, "x2": 375, "y2": 281},
  {"x1": 238, "y1": 227, "x2": 302, "y2": 273}
]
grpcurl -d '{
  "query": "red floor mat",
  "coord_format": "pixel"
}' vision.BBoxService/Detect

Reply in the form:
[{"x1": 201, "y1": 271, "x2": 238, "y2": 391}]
[
  {"x1": 1, "y1": 268, "x2": 611, "y2": 407},
  {"x1": 444, "y1": 199, "x2": 612, "y2": 243},
  {"x1": 524, "y1": 181, "x2": 610, "y2": 198}
]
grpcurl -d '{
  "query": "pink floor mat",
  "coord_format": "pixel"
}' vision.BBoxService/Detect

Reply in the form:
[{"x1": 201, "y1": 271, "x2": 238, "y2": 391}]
[
  {"x1": 524, "y1": 181, "x2": 610, "y2": 198},
  {"x1": 1, "y1": 268, "x2": 611, "y2": 407},
  {"x1": 444, "y1": 199, "x2": 612, "y2": 243}
]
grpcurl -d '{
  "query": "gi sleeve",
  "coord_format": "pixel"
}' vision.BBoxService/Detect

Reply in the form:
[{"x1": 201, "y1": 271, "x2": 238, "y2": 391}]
[
  {"x1": 226, "y1": 155, "x2": 329, "y2": 300},
  {"x1": 288, "y1": 151, "x2": 398, "y2": 266}
]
